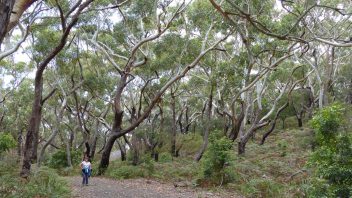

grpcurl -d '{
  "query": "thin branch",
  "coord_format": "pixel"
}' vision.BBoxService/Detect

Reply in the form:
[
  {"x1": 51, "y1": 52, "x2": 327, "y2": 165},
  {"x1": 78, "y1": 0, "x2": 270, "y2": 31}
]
[{"x1": 41, "y1": 88, "x2": 57, "y2": 105}]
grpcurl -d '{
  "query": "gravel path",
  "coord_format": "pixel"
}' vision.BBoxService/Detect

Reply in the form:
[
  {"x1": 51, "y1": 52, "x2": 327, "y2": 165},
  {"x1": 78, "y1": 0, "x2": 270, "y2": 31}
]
[{"x1": 67, "y1": 176, "x2": 239, "y2": 198}]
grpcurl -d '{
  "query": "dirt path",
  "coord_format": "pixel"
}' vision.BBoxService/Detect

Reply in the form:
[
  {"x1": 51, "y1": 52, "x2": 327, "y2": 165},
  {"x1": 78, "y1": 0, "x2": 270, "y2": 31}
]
[{"x1": 66, "y1": 176, "x2": 239, "y2": 198}]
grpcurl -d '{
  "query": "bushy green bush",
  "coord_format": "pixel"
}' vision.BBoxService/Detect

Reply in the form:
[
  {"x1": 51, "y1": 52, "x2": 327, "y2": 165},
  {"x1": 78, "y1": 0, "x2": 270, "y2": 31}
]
[
  {"x1": 307, "y1": 103, "x2": 352, "y2": 197},
  {"x1": 0, "y1": 153, "x2": 70, "y2": 198},
  {"x1": 23, "y1": 167, "x2": 71, "y2": 198},
  {"x1": 201, "y1": 131, "x2": 234, "y2": 185},
  {"x1": 141, "y1": 155, "x2": 155, "y2": 176},
  {"x1": 47, "y1": 149, "x2": 81, "y2": 169},
  {"x1": 311, "y1": 103, "x2": 344, "y2": 145},
  {"x1": 105, "y1": 161, "x2": 146, "y2": 179},
  {"x1": 0, "y1": 133, "x2": 16, "y2": 154}
]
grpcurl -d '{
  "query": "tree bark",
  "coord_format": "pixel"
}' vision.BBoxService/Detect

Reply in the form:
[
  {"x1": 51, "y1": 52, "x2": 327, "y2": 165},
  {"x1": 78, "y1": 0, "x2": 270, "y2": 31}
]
[
  {"x1": 17, "y1": 128, "x2": 23, "y2": 157},
  {"x1": 228, "y1": 102, "x2": 244, "y2": 141},
  {"x1": 98, "y1": 111, "x2": 123, "y2": 174},
  {"x1": 89, "y1": 119, "x2": 100, "y2": 160},
  {"x1": 194, "y1": 84, "x2": 214, "y2": 161},
  {"x1": 296, "y1": 111, "x2": 303, "y2": 127},
  {"x1": 238, "y1": 141, "x2": 246, "y2": 155},
  {"x1": 170, "y1": 90, "x2": 177, "y2": 157},
  {"x1": 117, "y1": 140, "x2": 126, "y2": 161},
  {"x1": 0, "y1": 0, "x2": 14, "y2": 46},
  {"x1": 65, "y1": 138, "x2": 72, "y2": 168},
  {"x1": 21, "y1": 74, "x2": 43, "y2": 177},
  {"x1": 131, "y1": 134, "x2": 140, "y2": 165},
  {"x1": 238, "y1": 113, "x2": 270, "y2": 155}
]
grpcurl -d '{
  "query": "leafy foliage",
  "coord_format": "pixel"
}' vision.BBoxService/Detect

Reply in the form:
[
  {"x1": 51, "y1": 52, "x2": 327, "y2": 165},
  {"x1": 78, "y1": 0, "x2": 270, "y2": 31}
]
[
  {"x1": 47, "y1": 149, "x2": 81, "y2": 169},
  {"x1": 307, "y1": 104, "x2": 352, "y2": 197},
  {"x1": 0, "y1": 154, "x2": 70, "y2": 198},
  {"x1": 311, "y1": 103, "x2": 344, "y2": 145},
  {"x1": 0, "y1": 133, "x2": 16, "y2": 154},
  {"x1": 200, "y1": 131, "x2": 234, "y2": 185}
]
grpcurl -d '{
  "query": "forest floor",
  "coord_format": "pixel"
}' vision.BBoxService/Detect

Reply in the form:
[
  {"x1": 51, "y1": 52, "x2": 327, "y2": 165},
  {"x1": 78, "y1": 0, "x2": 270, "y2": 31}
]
[{"x1": 67, "y1": 176, "x2": 240, "y2": 198}]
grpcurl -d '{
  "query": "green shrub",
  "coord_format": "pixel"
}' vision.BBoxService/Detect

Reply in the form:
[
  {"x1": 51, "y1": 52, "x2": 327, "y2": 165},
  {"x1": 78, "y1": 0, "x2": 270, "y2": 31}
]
[
  {"x1": 23, "y1": 167, "x2": 71, "y2": 198},
  {"x1": 47, "y1": 149, "x2": 81, "y2": 169},
  {"x1": 105, "y1": 162, "x2": 145, "y2": 179},
  {"x1": 141, "y1": 155, "x2": 155, "y2": 176},
  {"x1": 307, "y1": 104, "x2": 352, "y2": 197},
  {"x1": 311, "y1": 103, "x2": 344, "y2": 146},
  {"x1": 0, "y1": 153, "x2": 70, "y2": 198},
  {"x1": 0, "y1": 133, "x2": 16, "y2": 154},
  {"x1": 201, "y1": 131, "x2": 234, "y2": 185}
]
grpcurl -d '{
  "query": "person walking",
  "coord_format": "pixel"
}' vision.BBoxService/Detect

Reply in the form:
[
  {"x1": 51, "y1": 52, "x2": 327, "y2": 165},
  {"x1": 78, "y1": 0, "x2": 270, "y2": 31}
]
[{"x1": 80, "y1": 156, "x2": 92, "y2": 186}]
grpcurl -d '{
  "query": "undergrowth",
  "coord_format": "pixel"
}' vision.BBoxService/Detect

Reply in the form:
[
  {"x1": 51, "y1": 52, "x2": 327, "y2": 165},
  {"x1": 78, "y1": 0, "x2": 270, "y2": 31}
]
[
  {"x1": 105, "y1": 126, "x2": 312, "y2": 197},
  {"x1": 0, "y1": 153, "x2": 71, "y2": 198}
]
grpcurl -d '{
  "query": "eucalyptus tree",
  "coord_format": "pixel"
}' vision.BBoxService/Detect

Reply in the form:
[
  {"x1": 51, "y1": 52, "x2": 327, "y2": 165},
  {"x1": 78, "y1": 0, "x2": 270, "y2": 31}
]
[
  {"x1": 84, "y1": 0, "x2": 229, "y2": 173},
  {"x1": 20, "y1": 0, "x2": 94, "y2": 178},
  {"x1": 210, "y1": 0, "x2": 352, "y2": 110}
]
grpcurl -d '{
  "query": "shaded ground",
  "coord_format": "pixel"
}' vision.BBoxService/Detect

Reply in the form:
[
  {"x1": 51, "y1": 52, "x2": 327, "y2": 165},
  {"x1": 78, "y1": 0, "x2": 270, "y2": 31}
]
[{"x1": 67, "y1": 176, "x2": 239, "y2": 198}]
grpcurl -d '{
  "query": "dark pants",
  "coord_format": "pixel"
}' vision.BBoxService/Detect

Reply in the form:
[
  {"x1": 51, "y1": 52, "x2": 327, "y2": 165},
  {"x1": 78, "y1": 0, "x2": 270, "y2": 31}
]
[{"x1": 82, "y1": 169, "x2": 89, "y2": 185}]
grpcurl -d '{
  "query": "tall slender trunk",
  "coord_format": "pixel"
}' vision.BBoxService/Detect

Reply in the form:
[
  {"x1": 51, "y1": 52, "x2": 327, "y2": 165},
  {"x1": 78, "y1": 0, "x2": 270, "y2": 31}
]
[
  {"x1": 184, "y1": 106, "x2": 190, "y2": 133},
  {"x1": 21, "y1": 74, "x2": 43, "y2": 177},
  {"x1": 131, "y1": 134, "x2": 140, "y2": 165},
  {"x1": 89, "y1": 119, "x2": 99, "y2": 160},
  {"x1": 194, "y1": 84, "x2": 214, "y2": 161},
  {"x1": 17, "y1": 128, "x2": 23, "y2": 158},
  {"x1": 66, "y1": 138, "x2": 72, "y2": 168},
  {"x1": 171, "y1": 91, "x2": 177, "y2": 157},
  {"x1": 31, "y1": 113, "x2": 41, "y2": 162}
]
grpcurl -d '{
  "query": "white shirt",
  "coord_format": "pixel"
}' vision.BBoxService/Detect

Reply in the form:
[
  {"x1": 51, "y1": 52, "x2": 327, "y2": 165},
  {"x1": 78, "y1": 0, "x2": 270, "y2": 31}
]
[{"x1": 81, "y1": 161, "x2": 91, "y2": 169}]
